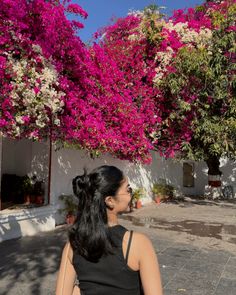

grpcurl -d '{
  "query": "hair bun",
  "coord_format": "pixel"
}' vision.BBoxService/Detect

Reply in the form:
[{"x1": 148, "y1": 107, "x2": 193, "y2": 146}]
[{"x1": 72, "y1": 172, "x2": 89, "y2": 198}]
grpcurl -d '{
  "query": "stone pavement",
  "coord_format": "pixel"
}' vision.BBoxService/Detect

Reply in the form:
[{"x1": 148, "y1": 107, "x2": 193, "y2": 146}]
[{"x1": 0, "y1": 200, "x2": 236, "y2": 295}]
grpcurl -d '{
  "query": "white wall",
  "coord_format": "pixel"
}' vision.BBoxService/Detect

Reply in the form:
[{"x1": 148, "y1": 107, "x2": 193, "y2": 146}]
[
  {"x1": 2, "y1": 139, "x2": 235, "y2": 210},
  {"x1": 1, "y1": 138, "x2": 235, "y2": 240},
  {"x1": 1, "y1": 137, "x2": 49, "y2": 178},
  {"x1": 51, "y1": 147, "x2": 236, "y2": 224},
  {"x1": 50, "y1": 148, "x2": 209, "y2": 204},
  {"x1": 50, "y1": 148, "x2": 160, "y2": 224},
  {"x1": 31, "y1": 140, "x2": 49, "y2": 180},
  {"x1": 220, "y1": 157, "x2": 236, "y2": 186},
  {"x1": 0, "y1": 206, "x2": 56, "y2": 242},
  {"x1": 0, "y1": 138, "x2": 52, "y2": 242},
  {"x1": 2, "y1": 138, "x2": 32, "y2": 175}
]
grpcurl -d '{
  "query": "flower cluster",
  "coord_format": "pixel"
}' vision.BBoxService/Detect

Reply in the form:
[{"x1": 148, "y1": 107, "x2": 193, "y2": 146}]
[
  {"x1": 1, "y1": 0, "x2": 235, "y2": 163},
  {"x1": 6, "y1": 45, "x2": 64, "y2": 138},
  {"x1": 0, "y1": 0, "x2": 154, "y2": 163},
  {"x1": 98, "y1": 0, "x2": 236, "y2": 159}
]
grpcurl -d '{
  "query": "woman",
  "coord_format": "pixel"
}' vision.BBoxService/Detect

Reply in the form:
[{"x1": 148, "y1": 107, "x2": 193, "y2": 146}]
[{"x1": 56, "y1": 165, "x2": 163, "y2": 295}]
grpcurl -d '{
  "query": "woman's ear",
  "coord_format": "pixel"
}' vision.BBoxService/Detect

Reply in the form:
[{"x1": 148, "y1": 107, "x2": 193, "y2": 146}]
[{"x1": 105, "y1": 196, "x2": 115, "y2": 210}]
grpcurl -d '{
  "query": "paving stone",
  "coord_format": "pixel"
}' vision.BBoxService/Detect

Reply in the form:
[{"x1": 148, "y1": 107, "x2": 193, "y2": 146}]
[
  {"x1": 183, "y1": 259, "x2": 224, "y2": 272},
  {"x1": 152, "y1": 239, "x2": 174, "y2": 253},
  {"x1": 1, "y1": 202, "x2": 236, "y2": 295},
  {"x1": 213, "y1": 278, "x2": 236, "y2": 295},
  {"x1": 164, "y1": 267, "x2": 221, "y2": 293},
  {"x1": 221, "y1": 265, "x2": 236, "y2": 280},
  {"x1": 159, "y1": 265, "x2": 177, "y2": 287},
  {"x1": 162, "y1": 247, "x2": 198, "y2": 259},
  {"x1": 158, "y1": 252, "x2": 190, "y2": 268},
  {"x1": 187, "y1": 250, "x2": 230, "y2": 266},
  {"x1": 164, "y1": 289, "x2": 208, "y2": 295},
  {"x1": 226, "y1": 255, "x2": 236, "y2": 266}
]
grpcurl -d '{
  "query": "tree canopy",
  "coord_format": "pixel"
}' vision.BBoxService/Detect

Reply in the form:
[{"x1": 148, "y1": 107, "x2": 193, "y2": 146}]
[
  {"x1": 98, "y1": 0, "x2": 236, "y2": 167},
  {"x1": 0, "y1": 0, "x2": 152, "y2": 163},
  {"x1": 0, "y1": 0, "x2": 235, "y2": 167}
]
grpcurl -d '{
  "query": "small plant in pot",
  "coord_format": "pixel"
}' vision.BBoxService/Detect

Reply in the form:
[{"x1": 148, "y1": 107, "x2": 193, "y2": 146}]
[
  {"x1": 33, "y1": 180, "x2": 45, "y2": 205},
  {"x1": 132, "y1": 188, "x2": 145, "y2": 209},
  {"x1": 59, "y1": 194, "x2": 78, "y2": 225},
  {"x1": 21, "y1": 175, "x2": 34, "y2": 204},
  {"x1": 152, "y1": 183, "x2": 174, "y2": 204}
]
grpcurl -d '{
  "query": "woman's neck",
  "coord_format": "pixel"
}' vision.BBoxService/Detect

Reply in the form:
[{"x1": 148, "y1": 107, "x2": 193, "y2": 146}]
[{"x1": 107, "y1": 211, "x2": 119, "y2": 227}]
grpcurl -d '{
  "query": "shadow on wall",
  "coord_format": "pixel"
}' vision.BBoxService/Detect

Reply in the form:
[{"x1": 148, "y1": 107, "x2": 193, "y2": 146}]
[
  {"x1": 31, "y1": 140, "x2": 50, "y2": 200},
  {"x1": 0, "y1": 226, "x2": 67, "y2": 295},
  {"x1": 31, "y1": 141, "x2": 49, "y2": 181},
  {"x1": 53, "y1": 149, "x2": 181, "y2": 202},
  {"x1": 221, "y1": 159, "x2": 236, "y2": 185},
  {"x1": 0, "y1": 209, "x2": 56, "y2": 242},
  {"x1": 123, "y1": 153, "x2": 183, "y2": 197},
  {"x1": 53, "y1": 148, "x2": 236, "y2": 203},
  {"x1": 124, "y1": 163, "x2": 157, "y2": 195}
]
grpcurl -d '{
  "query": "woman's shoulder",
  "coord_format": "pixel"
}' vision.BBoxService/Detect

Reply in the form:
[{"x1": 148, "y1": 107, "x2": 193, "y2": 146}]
[
  {"x1": 130, "y1": 231, "x2": 154, "y2": 253},
  {"x1": 131, "y1": 231, "x2": 151, "y2": 242},
  {"x1": 112, "y1": 225, "x2": 154, "y2": 251},
  {"x1": 63, "y1": 242, "x2": 73, "y2": 262}
]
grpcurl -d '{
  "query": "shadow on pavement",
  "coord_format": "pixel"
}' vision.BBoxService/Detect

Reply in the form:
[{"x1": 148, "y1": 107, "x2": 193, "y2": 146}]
[{"x1": 0, "y1": 226, "x2": 68, "y2": 295}]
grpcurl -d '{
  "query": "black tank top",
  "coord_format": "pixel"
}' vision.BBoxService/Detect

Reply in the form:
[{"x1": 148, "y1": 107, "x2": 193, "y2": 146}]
[{"x1": 73, "y1": 225, "x2": 141, "y2": 295}]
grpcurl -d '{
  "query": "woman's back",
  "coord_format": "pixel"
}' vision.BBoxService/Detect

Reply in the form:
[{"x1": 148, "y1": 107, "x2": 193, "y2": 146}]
[
  {"x1": 56, "y1": 166, "x2": 162, "y2": 295},
  {"x1": 73, "y1": 225, "x2": 141, "y2": 295}
]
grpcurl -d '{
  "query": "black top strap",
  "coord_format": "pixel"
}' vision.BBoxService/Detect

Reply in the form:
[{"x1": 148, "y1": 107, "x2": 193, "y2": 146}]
[{"x1": 125, "y1": 230, "x2": 133, "y2": 264}]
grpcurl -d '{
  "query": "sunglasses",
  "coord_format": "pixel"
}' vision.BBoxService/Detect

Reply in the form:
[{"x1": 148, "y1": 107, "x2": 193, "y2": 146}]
[{"x1": 117, "y1": 185, "x2": 133, "y2": 196}]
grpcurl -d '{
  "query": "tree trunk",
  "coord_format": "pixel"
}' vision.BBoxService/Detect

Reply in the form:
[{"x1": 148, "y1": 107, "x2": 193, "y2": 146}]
[{"x1": 206, "y1": 156, "x2": 222, "y2": 187}]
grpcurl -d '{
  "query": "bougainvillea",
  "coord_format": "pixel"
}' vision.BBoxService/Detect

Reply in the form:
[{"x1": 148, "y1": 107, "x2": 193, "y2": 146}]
[
  {"x1": 158, "y1": 0, "x2": 236, "y2": 175},
  {"x1": 0, "y1": 0, "x2": 153, "y2": 163},
  {"x1": 1, "y1": 0, "x2": 235, "y2": 165},
  {"x1": 98, "y1": 0, "x2": 235, "y2": 164},
  {"x1": 0, "y1": 0, "x2": 85, "y2": 139},
  {"x1": 1, "y1": 42, "x2": 64, "y2": 139},
  {"x1": 97, "y1": 15, "x2": 160, "y2": 132}
]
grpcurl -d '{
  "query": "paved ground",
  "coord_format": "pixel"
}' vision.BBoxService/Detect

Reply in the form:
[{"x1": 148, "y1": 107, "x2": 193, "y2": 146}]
[{"x1": 0, "y1": 199, "x2": 236, "y2": 295}]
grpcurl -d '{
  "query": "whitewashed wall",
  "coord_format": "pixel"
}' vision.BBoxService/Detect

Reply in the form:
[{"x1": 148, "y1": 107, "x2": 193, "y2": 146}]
[
  {"x1": 2, "y1": 138, "x2": 32, "y2": 175},
  {"x1": 0, "y1": 138, "x2": 53, "y2": 242},
  {"x1": 0, "y1": 206, "x2": 56, "y2": 242},
  {"x1": 50, "y1": 147, "x2": 236, "y2": 224},
  {"x1": 0, "y1": 138, "x2": 235, "y2": 241},
  {"x1": 1, "y1": 137, "x2": 49, "y2": 178}
]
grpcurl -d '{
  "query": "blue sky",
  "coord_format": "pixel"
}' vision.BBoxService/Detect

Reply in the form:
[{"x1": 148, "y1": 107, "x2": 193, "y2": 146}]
[{"x1": 74, "y1": 0, "x2": 205, "y2": 42}]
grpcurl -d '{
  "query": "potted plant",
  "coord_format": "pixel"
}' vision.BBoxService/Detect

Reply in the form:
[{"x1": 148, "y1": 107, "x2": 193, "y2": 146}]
[
  {"x1": 59, "y1": 194, "x2": 78, "y2": 225},
  {"x1": 152, "y1": 183, "x2": 174, "y2": 204},
  {"x1": 132, "y1": 188, "x2": 145, "y2": 209},
  {"x1": 33, "y1": 180, "x2": 45, "y2": 205},
  {"x1": 21, "y1": 175, "x2": 34, "y2": 204}
]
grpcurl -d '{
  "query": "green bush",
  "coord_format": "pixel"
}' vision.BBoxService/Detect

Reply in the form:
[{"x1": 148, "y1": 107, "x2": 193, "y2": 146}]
[
  {"x1": 152, "y1": 183, "x2": 174, "y2": 197},
  {"x1": 132, "y1": 187, "x2": 145, "y2": 201},
  {"x1": 59, "y1": 194, "x2": 78, "y2": 216}
]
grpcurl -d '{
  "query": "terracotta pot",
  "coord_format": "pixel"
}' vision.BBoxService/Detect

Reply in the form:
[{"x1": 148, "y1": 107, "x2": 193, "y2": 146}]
[
  {"x1": 66, "y1": 214, "x2": 76, "y2": 225},
  {"x1": 24, "y1": 194, "x2": 31, "y2": 205},
  {"x1": 135, "y1": 200, "x2": 142, "y2": 209},
  {"x1": 154, "y1": 196, "x2": 162, "y2": 204},
  {"x1": 30, "y1": 195, "x2": 36, "y2": 203},
  {"x1": 35, "y1": 195, "x2": 44, "y2": 205}
]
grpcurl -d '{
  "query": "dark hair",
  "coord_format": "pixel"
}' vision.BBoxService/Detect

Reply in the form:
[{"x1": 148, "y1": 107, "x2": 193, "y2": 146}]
[{"x1": 69, "y1": 165, "x2": 124, "y2": 262}]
